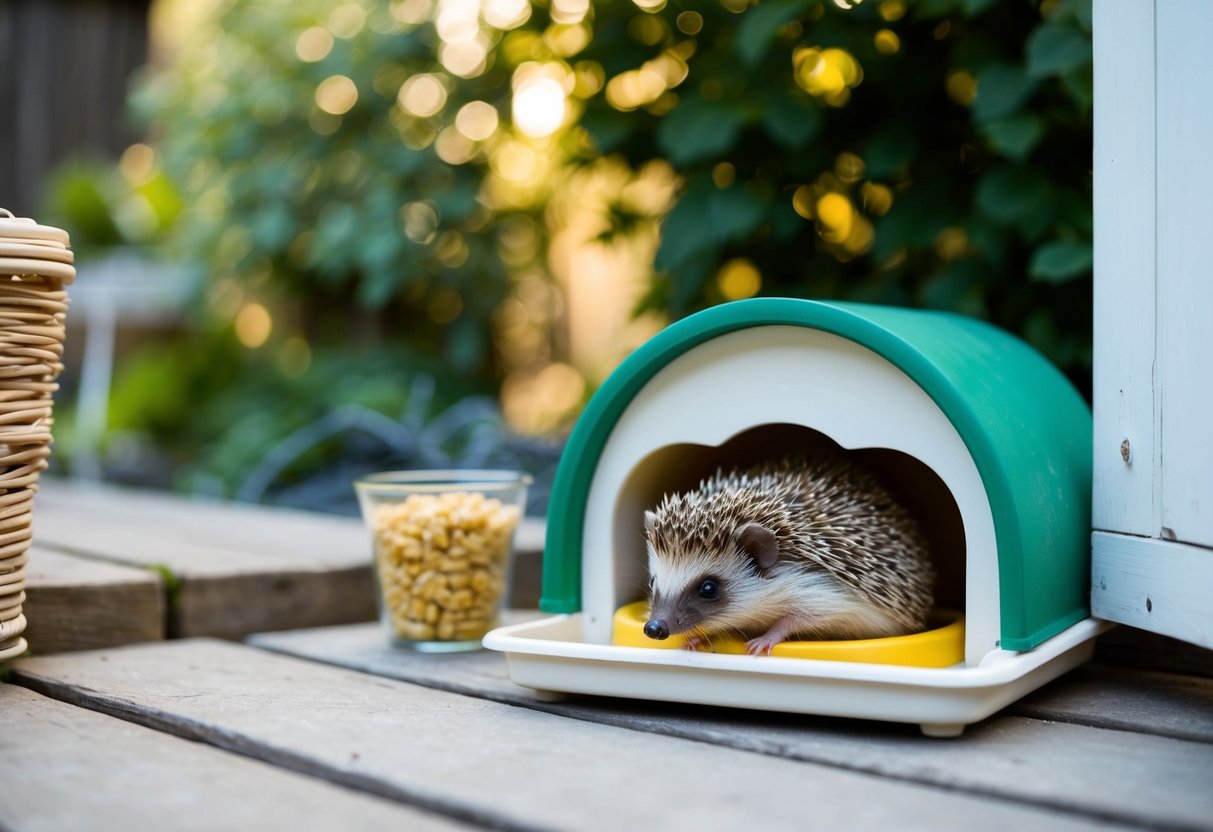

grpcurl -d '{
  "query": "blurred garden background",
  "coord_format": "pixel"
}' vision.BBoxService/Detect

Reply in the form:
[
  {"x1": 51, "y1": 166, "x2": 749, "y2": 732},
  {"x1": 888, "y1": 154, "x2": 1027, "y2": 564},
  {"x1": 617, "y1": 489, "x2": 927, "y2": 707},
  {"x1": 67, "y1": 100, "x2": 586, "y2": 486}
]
[{"x1": 1, "y1": 0, "x2": 1092, "y2": 517}]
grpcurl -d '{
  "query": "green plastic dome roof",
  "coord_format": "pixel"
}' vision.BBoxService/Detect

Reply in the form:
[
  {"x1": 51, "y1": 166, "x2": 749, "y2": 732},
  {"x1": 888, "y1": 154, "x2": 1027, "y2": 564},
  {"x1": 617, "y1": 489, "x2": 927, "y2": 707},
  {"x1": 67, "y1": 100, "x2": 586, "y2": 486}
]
[{"x1": 540, "y1": 299, "x2": 1092, "y2": 652}]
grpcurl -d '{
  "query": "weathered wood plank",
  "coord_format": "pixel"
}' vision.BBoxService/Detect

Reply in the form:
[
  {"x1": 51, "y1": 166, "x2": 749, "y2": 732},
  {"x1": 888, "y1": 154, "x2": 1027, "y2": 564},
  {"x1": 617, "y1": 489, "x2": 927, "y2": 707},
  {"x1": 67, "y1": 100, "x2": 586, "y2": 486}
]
[
  {"x1": 1015, "y1": 664, "x2": 1213, "y2": 744},
  {"x1": 11, "y1": 640, "x2": 1130, "y2": 832},
  {"x1": 1157, "y1": 0, "x2": 1213, "y2": 551},
  {"x1": 1091, "y1": 0, "x2": 1156, "y2": 537},
  {"x1": 36, "y1": 482, "x2": 371, "y2": 569},
  {"x1": 34, "y1": 479, "x2": 545, "y2": 615},
  {"x1": 31, "y1": 490, "x2": 377, "y2": 639},
  {"x1": 37, "y1": 479, "x2": 544, "y2": 566},
  {"x1": 0, "y1": 683, "x2": 467, "y2": 831},
  {"x1": 22, "y1": 546, "x2": 164, "y2": 654},
  {"x1": 249, "y1": 622, "x2": 1213, "y2": 831},
  {"x1": 1092, "y1": 532, "x2": 1213, "y2": 649}
]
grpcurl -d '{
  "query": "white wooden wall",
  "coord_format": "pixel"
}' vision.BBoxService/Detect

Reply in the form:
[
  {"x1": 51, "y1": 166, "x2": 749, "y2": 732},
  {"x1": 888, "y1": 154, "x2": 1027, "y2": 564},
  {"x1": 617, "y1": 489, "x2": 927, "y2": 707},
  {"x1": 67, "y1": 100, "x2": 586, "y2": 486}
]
[{"x1": 1091, "y1": 0, "x2": 1213, "y2": 649}]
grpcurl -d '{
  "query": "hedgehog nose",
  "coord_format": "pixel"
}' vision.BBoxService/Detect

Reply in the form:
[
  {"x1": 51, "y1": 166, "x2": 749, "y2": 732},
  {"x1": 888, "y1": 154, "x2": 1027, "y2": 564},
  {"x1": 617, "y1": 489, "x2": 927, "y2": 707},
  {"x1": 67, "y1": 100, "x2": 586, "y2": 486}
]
[{"x1": 644, "y1": 619, "x2": 670, "y2": 640}]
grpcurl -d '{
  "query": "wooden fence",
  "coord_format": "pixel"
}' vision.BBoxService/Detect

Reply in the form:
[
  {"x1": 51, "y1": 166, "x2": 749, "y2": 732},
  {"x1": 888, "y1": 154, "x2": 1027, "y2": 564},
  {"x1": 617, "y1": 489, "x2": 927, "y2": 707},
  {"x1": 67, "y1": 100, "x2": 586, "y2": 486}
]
[{"x1": 0, "y1": 0, "x2": 150, "y2": 217}]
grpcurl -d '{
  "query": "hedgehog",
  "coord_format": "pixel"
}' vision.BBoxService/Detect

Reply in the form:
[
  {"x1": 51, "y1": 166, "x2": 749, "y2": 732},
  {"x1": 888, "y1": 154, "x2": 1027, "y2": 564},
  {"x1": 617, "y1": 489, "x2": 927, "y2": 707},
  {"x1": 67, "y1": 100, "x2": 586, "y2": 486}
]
[{"x1": 642, "y1": 453, "x2": 935, "y2": 655}]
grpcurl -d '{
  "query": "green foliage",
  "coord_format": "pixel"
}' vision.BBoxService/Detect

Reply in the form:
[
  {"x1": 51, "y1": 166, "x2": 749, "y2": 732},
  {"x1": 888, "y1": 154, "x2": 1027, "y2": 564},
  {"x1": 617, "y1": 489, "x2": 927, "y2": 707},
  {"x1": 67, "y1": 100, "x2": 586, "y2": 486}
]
[
  {"x1": 113, "y1": 0, "x2": 1095, "y2": 498},
  {"x1": 136, "y1": 0, "x2": 550, "y2": 387},
  {"x1": 41, "y1": 158, "x2": 182, "y2": 256},
  {"x1": 575, "y1": 0, "x2": 1094, "y2": 393}
]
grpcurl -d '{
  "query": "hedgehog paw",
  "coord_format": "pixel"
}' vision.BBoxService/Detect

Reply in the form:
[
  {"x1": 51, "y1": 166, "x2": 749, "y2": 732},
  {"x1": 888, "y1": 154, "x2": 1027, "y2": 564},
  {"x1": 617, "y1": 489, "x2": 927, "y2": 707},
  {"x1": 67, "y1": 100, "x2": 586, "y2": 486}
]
[
  {"x1": 682, "y1": 635, "x2": 710, "y2": 652},
  {"x1": 745, "y1": 635, "x2": 779, "y2": 656}
]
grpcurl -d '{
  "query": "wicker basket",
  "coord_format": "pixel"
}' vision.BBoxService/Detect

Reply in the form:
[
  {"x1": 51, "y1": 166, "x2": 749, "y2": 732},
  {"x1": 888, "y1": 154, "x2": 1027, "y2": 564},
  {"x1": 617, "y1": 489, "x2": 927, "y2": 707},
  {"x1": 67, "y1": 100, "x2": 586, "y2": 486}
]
[{"x1": 0, "y1": 208, "x2": 74, "y2": 661}]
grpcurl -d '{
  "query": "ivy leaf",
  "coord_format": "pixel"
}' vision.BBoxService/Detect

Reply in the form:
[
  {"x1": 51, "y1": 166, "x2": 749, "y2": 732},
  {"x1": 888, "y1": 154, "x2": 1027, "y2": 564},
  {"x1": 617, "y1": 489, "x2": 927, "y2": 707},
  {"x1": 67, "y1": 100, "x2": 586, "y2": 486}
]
[
  {"x1": 965, "y1": 217, "x2": 1010, "y2": 265},
  {"x1": 736, "y1": 0, "x2": 812, "y2": 67},
  {"x1": 1062, "y1": 64, "x2": 1093, "y2": 111},
  {"x1": 657, "y1": 96, "x2": 748, "y2": 167},
  {"x1": 921, "y1": 259, "x2": 988, "y2": 318},
  {"x1": 976, "y1": 164, "x2": 1052, "y2": 227},
  {"x1": 959, "y1": 0, "x2": 1000, "y2": 14},
  {"x1": 972, "y1": 64, "x2": 1035, "y2": 123},
  {"x1": 1029, "y1": 240, "x2": 1093, "y2": 283},
  {"x1": 1058, "y1": 0, "x2": 1093, "y2": 32},
  {"x1": 863, "y1": 125, "x2": 916, "y2": 179},
  {"x1": 916, "y1": 0, "x2": 960, "y2": 17},
  {"x1": 655, "y1": 175, "x2": 717, "y2": 270},
  {"x1": 1026, "y1": 24, "x2": 1091, "y2": 79},
  {"x1": 982, "y1": 114, "x2": 1045, "y2": 162},
  {"x1": 581, "y1": 110, "x2": 633, "y2": 154},
  {"x1": 671, "y1": 247, "x2": 720, "y2": 315},
  {"x1": 763, "y1": 100, "x2": 823, "y2": 149},
  {"x1": 709, "y1": 183, "x2": 769, "y2": 242}
]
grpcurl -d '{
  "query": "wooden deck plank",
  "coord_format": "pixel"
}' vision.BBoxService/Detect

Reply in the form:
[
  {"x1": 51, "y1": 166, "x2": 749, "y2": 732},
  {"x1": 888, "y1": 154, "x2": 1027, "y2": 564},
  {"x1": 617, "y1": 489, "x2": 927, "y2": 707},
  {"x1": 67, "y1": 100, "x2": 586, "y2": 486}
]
[
  {"x1": 36, "y1": 479, "x2": 545, "y2": 571},
  {"x1": 30, "y1": 494, "x2": 377, "y2": 639},
  {"x1": 248, "y1": 622, "x2": 1213, "y2": 832},
  {"x1": 22, "y1": 546, "x2": 164, "y2": 654},
  {"x1": 36, "y1": 481, "x2": 372, "y2": 568},
  {"x1": 30, "y1": 481, "x2": 545, "y2": 635},
  {"x1": 0, "y1": 684, "x2": 467, "y2": 832},
  {"x1": 1015, "y1": 664, "x2": 1213, "y2": 744},
  {"x1": 10, "y1": 640, "x2": 1130, "y2": 832}
]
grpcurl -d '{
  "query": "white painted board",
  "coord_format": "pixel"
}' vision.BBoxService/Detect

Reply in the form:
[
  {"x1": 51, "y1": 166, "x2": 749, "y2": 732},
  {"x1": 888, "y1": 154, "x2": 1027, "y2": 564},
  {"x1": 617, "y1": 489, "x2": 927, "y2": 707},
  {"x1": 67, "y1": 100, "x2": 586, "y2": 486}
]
[
  {"x1": 1092, "y1": 0, "x2": 1156, "y2": 537},
  {"x1": 1157, "y1": 0, "x2": 1213, "y2": 549}
]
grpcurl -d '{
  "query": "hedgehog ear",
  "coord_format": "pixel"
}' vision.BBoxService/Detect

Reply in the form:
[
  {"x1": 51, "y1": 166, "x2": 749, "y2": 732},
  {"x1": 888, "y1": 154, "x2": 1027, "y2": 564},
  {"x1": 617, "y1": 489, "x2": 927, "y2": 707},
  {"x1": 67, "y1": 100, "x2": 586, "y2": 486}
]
[
  {"x1": 736, "y1": 523, "x2": 779, "y2": 570},
  {"x1": 644, "y1": 510, "x2": 657, "y2": 535}
]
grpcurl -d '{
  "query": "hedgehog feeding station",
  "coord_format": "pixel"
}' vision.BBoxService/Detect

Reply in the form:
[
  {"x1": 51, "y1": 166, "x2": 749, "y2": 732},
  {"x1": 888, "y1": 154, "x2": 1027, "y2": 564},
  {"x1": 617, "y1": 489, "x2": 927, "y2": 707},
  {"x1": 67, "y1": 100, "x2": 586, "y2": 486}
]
[{"x1": 484, "y1": 299, "x2": 1102, "y2": 736}]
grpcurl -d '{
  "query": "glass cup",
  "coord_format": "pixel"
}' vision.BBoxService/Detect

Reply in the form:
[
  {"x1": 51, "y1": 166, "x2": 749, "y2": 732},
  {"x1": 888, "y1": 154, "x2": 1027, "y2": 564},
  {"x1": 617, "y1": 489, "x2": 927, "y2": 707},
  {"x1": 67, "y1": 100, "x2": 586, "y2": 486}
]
[{"x1": 354, "y1": 470, "x2": 531, "y2": 652}]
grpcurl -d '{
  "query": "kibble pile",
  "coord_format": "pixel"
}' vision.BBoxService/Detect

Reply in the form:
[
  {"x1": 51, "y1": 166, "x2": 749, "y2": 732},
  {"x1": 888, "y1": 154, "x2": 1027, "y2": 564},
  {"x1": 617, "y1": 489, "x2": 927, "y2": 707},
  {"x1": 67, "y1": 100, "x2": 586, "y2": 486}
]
[{"x1": 370, "y1": 491, "x2": 520, "y2": 643}]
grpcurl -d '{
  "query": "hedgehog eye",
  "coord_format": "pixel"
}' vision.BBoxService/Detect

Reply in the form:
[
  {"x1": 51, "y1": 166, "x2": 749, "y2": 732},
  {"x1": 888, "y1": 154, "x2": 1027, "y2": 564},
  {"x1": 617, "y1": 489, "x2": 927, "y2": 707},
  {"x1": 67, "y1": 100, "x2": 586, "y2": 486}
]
[{"x1": 697, "y1": 578, "x2": 720, "y2": 600}]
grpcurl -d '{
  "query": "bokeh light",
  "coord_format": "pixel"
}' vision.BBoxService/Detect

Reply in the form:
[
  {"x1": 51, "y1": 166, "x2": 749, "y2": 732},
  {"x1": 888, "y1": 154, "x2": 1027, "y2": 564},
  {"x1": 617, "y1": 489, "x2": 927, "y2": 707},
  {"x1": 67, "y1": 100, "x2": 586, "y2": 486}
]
[
  {"x1": 874, "y1": 29, "x2": 901, "y2": 55},
  {"x1": 328, "y1": 3, "x2": 367, "y2": 38},
  {"x1": 315, "y1": 75, "x2": 358, "y2": 115},
  {"x1": 947, "y1": 69, "x2": 977, "y2": 105},
  {"x1": 816, "y1": 193, "x2": 854, "y2": 241},
  {"x1": 235, "y1": 303, "x2": 272, "y2": 348},
  {"x1": 392, "y1": 0, "x2": 434, "y2": 25},
  {"x1": 456, "y1": 100, "x2": 500, "y2": 141},
  {"x1": 436, "y1": 0, "x2": 480, "y2": 44},
  {"x1": 605, "y1": 51, "x2": 688, "y2": 111},
  {"x1": 119, "y1": 143, "x2": 156, "y2": 182},
  {"x1": 551, "y1": 0, "x2": 590, "y2": 25},
  {"x1": 860, "y1": 182, "x2": 894, "y2": 216},
  {"x1": 401, "y1": 201, "x2": 440, "y2": 244},
  {"x1": 484, "y1": 0, "x2": 532, "y2": 29},
  {"x1": 879, "y1": 0, "x2": 906, "y2": 21},
  {"x1": 676, "y1": 11, "x2": 703, "y2": 34},
  {"x1": 793, "y1": 47, "x2": 863, "y2": 106},
  {"x1": 435, "y1": 126, "x2": 477, "y2": 164},
  {"x1": 717, "y1": 258, "x2": 761, "y2": 300},
  {"x1": 295, "y1": 27, "x2": 334, "y2": 62},
  {"x1": 513, "y1": 72, "x2": 567, "y2": 138},
  {"x1": 440, "y1": 34, "x2": 490, "y2": 78},
  {"x1": 501, "y1": 362, "x2": 586, "y2": 434},
  {"x1": 398, "y1": 74, "x2": 448, "y2": 117}
]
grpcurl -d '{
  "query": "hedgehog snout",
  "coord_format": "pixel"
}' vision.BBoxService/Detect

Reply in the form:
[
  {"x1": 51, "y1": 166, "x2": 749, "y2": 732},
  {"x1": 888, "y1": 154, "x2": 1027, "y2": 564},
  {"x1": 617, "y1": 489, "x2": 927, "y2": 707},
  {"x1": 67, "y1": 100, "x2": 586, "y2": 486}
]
[{"x1": 643, "y1": 619, "x2": 670, "y2": 640}]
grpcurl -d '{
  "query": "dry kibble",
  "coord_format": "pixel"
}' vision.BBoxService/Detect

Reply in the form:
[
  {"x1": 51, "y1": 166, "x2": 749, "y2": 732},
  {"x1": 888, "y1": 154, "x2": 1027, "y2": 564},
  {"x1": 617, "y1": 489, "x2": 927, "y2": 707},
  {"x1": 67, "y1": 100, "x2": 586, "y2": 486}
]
[{"x1": 370, "y1": 490, "x2": 520, "y2": 643}]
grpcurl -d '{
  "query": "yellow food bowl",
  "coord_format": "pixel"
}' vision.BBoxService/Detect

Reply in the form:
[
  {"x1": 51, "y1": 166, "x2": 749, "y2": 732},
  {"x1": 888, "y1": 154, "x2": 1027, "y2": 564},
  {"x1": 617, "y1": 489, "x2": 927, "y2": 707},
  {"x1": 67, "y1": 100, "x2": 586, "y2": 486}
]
[{"x1": 611, "y1": 601, "x2": 965, "y2": 668}]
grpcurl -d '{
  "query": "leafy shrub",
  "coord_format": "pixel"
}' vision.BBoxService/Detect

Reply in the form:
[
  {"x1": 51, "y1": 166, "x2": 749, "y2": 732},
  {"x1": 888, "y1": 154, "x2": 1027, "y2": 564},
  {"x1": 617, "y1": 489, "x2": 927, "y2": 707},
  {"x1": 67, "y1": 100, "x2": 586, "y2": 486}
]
[
  {"x1": 576, "y1": 0, "x2": 1093, "y2": 392},
  {"x1": 118, "y1": 0, "x2": 1093, "y2": 498}
]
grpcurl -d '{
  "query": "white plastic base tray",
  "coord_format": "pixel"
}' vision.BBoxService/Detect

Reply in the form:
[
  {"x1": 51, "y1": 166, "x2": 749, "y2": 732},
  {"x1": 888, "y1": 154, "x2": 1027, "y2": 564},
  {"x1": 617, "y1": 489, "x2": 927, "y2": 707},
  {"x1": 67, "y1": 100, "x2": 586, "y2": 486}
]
[{"x1": 483, "y1": 615, "x2": 1111, "y2": 737}]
